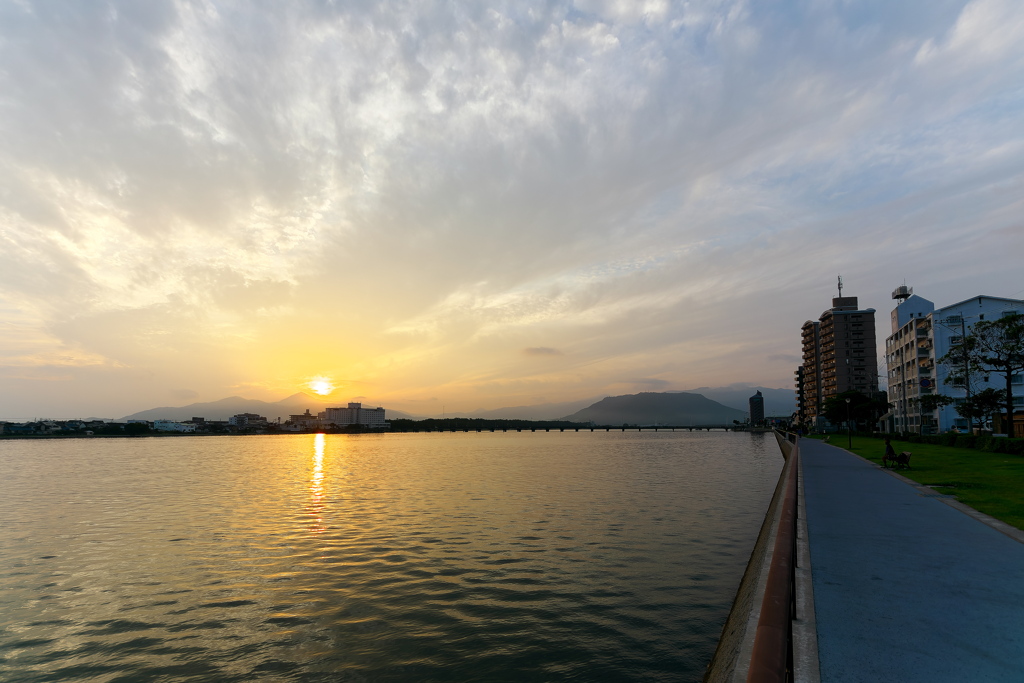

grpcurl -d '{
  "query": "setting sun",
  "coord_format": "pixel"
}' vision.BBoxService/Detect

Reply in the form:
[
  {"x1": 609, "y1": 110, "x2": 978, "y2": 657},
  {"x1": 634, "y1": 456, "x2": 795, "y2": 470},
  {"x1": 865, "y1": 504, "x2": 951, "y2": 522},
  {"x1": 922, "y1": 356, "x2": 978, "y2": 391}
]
[{"x1": 308, "y1": 378, "x2": 335, "y2": 396}]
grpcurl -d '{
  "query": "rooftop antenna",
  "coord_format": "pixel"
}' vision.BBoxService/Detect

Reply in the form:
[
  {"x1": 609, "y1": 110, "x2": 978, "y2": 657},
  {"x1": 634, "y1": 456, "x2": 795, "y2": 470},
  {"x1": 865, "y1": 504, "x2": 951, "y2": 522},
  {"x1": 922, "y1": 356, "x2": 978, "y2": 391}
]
[{"x1": 837, "y1": 275, "x2": 843, "y2": 298}]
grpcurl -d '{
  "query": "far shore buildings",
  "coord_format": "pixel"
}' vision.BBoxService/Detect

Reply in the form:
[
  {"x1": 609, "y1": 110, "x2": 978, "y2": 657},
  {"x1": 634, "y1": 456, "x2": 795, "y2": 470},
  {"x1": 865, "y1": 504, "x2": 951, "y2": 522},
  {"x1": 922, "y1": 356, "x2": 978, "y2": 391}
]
[
  {"x1": 153, "y1": 419, "x2": 196, "y2": 433},
  {"x1": 228, "y1": 412, "x2": 269, "y2": 428},
  {"x1": 323, "y1": 403, "x2": 388, "y2": 428},
  {"x1": 0, "y1": 402, "x2": 390, "y2": 436},
  {"x1": 797, "y1": 292, "x2": 879, "y2": 426},
  {"x1": 885, "y1": 287, "x2": 1024, "y2": 434},
  {"x1": 282, "y1": 403, "x2": 389, "y2": 430}
]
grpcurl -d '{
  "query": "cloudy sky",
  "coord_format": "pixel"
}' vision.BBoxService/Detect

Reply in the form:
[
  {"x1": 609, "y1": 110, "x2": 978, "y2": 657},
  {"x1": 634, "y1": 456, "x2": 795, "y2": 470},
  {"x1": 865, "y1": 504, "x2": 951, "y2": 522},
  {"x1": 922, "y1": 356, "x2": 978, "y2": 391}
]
[{"x1": 2, "y1": 0, "x2": 1023, "y2": 419}]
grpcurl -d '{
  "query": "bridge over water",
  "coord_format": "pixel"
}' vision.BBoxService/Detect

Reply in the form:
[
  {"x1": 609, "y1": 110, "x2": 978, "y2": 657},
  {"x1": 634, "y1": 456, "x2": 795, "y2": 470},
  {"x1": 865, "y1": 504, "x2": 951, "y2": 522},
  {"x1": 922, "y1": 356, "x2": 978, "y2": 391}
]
[{"x1": 396, "y1": 425, "x2": 742, "y2": 433}]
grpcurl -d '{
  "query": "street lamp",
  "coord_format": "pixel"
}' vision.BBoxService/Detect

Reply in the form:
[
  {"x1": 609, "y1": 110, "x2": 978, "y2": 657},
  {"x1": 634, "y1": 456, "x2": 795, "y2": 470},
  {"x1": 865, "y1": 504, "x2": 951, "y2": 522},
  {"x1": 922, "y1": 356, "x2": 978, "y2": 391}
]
[{"x1": 845, "y1": 397, "x2": 852, "y2": 449}]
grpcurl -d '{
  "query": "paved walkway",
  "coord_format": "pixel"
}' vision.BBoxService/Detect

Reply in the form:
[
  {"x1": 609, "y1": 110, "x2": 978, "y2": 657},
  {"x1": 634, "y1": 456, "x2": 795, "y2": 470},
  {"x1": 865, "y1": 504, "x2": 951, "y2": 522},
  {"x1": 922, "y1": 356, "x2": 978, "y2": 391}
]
[{"x1": 800, "y1": 438, "x2": 1024, "y2": 683}]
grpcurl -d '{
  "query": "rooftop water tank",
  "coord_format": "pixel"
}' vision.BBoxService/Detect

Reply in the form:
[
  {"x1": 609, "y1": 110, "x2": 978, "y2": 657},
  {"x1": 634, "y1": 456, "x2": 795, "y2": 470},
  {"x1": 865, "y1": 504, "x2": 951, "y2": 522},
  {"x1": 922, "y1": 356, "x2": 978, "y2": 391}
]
[{"x1": 892, "y1": 285, "x2": 912, "y2": 302}]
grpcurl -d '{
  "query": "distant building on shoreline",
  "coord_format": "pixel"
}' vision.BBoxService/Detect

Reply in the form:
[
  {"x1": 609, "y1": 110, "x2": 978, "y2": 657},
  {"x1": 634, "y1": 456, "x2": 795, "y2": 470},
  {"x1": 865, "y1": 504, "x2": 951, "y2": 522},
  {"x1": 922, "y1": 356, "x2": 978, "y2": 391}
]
[
  {"x1": 228, "y1": 413, "x2": 269, "y2": 428},
  {"x1": 153, "y1": 420, "x2": 196, "y2": 433},
  {"x1": 749, "y1": 390, "x2": 764, "y2": 425},
  {"x1": 323, "y1": 402, "x2": 387, "y2": 428}
]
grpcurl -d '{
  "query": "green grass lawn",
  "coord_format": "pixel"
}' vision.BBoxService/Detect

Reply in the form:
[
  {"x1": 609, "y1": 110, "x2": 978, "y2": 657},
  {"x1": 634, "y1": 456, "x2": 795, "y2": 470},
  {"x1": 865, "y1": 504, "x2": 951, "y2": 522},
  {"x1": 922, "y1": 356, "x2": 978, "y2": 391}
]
[{"x1": 809, "y1": 434, "x2": 1024, "y2": 531}]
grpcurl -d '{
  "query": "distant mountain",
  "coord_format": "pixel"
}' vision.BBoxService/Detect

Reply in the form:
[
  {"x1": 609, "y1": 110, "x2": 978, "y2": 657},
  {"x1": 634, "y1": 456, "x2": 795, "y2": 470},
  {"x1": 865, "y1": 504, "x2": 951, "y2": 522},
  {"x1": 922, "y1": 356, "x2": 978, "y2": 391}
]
[
  {"x1": 440, "y1": 397, "x2": 605, "y2": 421},
  {"x1": 121, "y1": 393, "x2": 414, "y2": 422},
  {"x1": 560, "y1": 392, "x2": 746, "y2": 425},
  {"x1": 679, "y1": 384, "x2": 795, "y2": 416}
]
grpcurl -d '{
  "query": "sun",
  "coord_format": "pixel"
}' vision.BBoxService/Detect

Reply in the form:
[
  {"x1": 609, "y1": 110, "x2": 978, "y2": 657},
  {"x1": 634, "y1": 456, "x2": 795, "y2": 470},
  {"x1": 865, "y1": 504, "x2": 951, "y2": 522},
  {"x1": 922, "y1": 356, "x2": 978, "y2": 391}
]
[{"x1": 308, "y1": 378, "x2": 335, "y2": 396}]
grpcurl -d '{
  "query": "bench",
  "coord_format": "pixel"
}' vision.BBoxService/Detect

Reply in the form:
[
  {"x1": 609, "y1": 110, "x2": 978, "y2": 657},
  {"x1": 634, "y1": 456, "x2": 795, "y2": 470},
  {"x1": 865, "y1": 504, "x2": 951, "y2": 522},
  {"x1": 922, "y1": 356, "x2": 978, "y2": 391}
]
[{"x1": 883, "y1": 451, "x2": 912, "y2": 469}]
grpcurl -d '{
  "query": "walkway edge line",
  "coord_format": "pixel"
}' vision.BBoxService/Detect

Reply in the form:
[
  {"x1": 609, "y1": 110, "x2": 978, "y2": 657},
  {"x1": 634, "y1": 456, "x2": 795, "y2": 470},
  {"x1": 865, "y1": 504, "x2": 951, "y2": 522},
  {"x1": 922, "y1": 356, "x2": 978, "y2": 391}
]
[{"x1": 792, "y1": 444, "x2": 821, "y2": 683}]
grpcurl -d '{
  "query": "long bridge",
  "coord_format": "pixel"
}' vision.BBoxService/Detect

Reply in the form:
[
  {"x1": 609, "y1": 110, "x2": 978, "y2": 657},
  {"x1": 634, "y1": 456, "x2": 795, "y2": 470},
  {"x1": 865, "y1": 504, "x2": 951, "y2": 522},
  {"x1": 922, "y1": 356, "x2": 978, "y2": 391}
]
[{"x1": 395, "y1": 424, "x2": 744, "y2": 433}]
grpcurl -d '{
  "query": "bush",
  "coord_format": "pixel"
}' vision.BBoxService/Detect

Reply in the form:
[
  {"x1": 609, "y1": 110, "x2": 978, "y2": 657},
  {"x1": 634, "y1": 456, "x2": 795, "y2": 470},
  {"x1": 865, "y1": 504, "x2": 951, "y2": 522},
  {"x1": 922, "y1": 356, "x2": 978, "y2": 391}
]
[
  {"x1": 955, "y1": 435, "x2": 977, "y2": 449},
  {"x1": 870, "y1": 430, "x2": 1024, "y2": 455},
  {"x1": 976, "y1": 436, "x2": 997, "y2": 452}
]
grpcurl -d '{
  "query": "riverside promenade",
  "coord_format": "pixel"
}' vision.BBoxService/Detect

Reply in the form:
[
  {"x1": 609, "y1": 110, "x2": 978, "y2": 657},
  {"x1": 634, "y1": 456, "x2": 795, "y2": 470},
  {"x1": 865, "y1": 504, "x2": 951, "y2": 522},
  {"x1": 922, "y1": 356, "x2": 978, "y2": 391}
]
[{"x1": 801, "y1": 437, "x2": 1024, "y2": 682}]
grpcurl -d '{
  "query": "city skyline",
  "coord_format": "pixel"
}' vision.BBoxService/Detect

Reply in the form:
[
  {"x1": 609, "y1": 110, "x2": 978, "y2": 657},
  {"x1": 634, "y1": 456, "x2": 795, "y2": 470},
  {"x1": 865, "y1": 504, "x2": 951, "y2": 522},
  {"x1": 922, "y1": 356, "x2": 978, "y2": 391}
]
[{"x1": 2, "y1": 1, "x2": 1024, "y2": 419}]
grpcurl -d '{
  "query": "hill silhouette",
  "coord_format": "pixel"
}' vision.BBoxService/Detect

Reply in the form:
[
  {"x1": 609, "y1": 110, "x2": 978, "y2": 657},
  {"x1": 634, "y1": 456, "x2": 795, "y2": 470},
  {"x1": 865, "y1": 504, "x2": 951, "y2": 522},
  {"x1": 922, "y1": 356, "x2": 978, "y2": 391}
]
[
  {"x1": 121, "y1": 393, "x2": 412, "y2": 422},
  {"x1": 561, "y1": 392, "x2": 746, "y2": 425}
]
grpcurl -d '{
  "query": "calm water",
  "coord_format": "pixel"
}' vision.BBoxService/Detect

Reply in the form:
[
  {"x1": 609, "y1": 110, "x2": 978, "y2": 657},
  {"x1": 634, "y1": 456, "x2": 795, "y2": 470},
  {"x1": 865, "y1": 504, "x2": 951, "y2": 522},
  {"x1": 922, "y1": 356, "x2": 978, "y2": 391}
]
[{"x1": 0, "y1": 431, "x2": 780, "y2": 682}]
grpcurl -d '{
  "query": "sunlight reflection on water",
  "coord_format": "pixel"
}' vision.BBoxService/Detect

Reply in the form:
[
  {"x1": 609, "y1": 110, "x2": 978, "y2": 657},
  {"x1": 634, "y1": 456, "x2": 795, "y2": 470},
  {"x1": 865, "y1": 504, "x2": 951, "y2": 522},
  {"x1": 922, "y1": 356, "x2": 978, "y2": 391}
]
[
  {"x1": 0, "y1": 431, "x2": 780, "y2": 682},
  {"x1": 307, "y1": 433, "x2": 326, "y2": 535}
]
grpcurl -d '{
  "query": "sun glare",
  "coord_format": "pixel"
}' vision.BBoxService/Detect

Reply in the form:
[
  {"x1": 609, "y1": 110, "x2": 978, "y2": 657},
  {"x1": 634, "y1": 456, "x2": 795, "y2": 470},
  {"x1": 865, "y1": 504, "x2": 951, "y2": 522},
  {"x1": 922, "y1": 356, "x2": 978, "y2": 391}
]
[{"x1": 309, "y1": 378, "x2": 335, "y2": 395}]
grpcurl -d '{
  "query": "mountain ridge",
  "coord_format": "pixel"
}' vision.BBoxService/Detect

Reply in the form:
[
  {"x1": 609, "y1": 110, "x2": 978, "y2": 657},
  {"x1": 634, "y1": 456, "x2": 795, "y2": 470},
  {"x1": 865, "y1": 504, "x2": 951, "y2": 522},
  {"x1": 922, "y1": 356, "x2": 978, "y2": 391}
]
[
  {"x1": 560, "y1": 392, "x2": 747, "y2": 425},
  {"x1": 121, "y1": 393, "x2": 414, "y2": 422},
  {"x1": 119, "y1": 384, "x2": 792, "y2": 424}
]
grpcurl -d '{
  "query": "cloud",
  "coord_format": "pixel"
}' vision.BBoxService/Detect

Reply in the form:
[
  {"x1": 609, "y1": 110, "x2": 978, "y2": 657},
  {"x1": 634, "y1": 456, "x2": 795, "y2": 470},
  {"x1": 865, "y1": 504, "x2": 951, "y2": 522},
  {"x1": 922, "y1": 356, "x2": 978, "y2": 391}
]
[
  {"x1": 626, "y1": 378, "x2": 672, "y2": 390},
  {"x1": 523, "y1": 347, "x2": 563, "y2": 356},
  {"x1": 1, "y1": 1, "x2": 1023, "y2": 417},
  {"x1": 170, "y1": 389, "x2": 199, "y2": 400}
]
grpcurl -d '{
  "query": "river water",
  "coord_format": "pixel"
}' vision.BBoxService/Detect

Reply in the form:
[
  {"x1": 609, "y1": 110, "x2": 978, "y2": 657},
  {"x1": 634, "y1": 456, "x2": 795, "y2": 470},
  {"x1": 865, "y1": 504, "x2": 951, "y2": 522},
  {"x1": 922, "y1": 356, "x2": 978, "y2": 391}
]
[{"x1": 0, "y1": 431, "x2": 780, "y2": 682}]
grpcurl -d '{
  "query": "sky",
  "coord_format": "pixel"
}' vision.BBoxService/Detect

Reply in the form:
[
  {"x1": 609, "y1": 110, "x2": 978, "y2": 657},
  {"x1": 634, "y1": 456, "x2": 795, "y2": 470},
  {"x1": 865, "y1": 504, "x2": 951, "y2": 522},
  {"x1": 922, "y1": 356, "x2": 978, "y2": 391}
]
[{"x1": 2, "y1": 0, "x2": 1023, "y2": 420}]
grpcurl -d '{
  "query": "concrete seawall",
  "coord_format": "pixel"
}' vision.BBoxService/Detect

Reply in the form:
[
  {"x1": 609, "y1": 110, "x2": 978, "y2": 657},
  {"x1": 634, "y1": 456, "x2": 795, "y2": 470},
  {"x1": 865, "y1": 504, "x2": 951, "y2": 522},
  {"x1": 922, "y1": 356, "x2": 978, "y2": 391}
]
[{"x1": 704, "y1": 432, "x2": 800, "y2": 682}]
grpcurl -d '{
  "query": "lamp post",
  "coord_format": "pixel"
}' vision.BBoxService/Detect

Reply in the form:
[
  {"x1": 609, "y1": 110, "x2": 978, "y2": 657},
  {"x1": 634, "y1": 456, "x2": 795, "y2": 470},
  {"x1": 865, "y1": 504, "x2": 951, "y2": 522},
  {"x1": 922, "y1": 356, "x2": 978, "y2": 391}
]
[{"x1": 845, "y1": 397, "x2": 852, "y2": 449}]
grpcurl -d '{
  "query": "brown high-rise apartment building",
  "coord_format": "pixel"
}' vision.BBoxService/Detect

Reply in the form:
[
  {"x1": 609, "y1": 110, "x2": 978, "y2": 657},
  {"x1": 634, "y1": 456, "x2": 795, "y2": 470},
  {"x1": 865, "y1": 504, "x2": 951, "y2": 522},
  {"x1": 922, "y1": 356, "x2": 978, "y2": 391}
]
[{"x1": 798, "y1": 295, "x2": 878, "y2": 424}]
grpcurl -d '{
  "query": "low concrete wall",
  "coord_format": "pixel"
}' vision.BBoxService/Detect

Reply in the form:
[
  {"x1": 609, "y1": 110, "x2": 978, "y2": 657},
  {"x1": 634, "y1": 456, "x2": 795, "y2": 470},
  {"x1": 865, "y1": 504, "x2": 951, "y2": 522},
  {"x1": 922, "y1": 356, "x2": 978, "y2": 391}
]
[{"x1": 703, "y1": 431, "x2": 794, "y2": 683}]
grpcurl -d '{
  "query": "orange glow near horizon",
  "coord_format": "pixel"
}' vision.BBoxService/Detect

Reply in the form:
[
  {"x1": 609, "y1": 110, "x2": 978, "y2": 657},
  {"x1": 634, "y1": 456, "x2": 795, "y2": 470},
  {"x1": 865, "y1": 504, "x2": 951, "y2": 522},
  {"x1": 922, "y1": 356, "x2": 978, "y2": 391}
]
[{"x1": 308, "y1": 377, "x2": 335, "y2": 395}]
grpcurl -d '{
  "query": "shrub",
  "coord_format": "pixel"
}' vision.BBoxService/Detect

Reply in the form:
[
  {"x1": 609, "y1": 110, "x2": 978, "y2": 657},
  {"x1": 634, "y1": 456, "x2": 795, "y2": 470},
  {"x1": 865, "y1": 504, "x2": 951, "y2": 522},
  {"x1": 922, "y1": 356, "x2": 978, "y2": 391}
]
[
  {"x1": 870, "y1": 431, "x2": 1024, "y2": 456},
  {"x1": 956, "y1": 435, "x2": 977, "y2": 449},
  {"x1": 976, "y1": 436, "x2": 996, "y2": 452}
]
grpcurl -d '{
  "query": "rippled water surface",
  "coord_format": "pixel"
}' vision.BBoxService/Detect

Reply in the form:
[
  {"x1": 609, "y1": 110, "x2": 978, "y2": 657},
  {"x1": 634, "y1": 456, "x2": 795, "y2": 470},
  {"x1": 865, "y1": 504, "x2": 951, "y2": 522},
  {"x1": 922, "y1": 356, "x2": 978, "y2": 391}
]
[{"x1": 0, "y1": 431, "x2": 780, "y2": 682}]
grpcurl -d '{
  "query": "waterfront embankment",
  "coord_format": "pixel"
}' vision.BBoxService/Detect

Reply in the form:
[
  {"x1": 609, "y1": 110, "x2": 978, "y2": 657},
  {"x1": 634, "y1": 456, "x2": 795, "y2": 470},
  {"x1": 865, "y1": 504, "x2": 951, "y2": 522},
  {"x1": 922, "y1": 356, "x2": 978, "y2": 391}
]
[{"x1": 703, "y1": 431, "x2": 809, "y2": 682}]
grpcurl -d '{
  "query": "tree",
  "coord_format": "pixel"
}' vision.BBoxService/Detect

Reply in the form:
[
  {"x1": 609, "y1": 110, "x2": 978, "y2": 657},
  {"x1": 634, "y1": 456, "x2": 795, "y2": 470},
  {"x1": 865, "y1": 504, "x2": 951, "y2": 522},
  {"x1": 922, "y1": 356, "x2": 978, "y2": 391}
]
[
  {"x1": 950, "y1": 313, "x2": 1024, "y2": 433},
  {"x1": 822, "y1": 391, "x2": 889, "y2": 430},
  {"x1": 911, "y1": 394, "x2": 955, "y2": 431},
  {"x1": 914, "y1": 394, "x2": 955, "y2": 412},
  {"x1": 955, "y1": 388, "x2": 1006, "y2": 430},
  {"x1": 939, "y1": 335, "x2": 985, "y2": 429}
]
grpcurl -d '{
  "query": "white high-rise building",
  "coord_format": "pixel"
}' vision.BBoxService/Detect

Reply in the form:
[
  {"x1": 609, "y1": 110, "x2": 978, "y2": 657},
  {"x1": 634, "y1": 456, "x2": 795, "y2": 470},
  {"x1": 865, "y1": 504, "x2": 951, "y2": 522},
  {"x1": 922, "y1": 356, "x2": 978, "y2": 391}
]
[
  {"x1": 323, "y1": 402, "x2": 387, "y2": 428},
  {"x1": 885, "y1": 287, "x2": 1024, "y2": 433}
]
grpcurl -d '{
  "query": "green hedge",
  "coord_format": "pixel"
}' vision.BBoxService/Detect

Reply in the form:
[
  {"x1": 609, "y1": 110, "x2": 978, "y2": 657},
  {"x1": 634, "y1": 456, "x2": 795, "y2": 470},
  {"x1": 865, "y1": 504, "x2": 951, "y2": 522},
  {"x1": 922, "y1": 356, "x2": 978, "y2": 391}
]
[{"x1": 868, "y1": 431, "x2": 1024, "y2": 455}]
